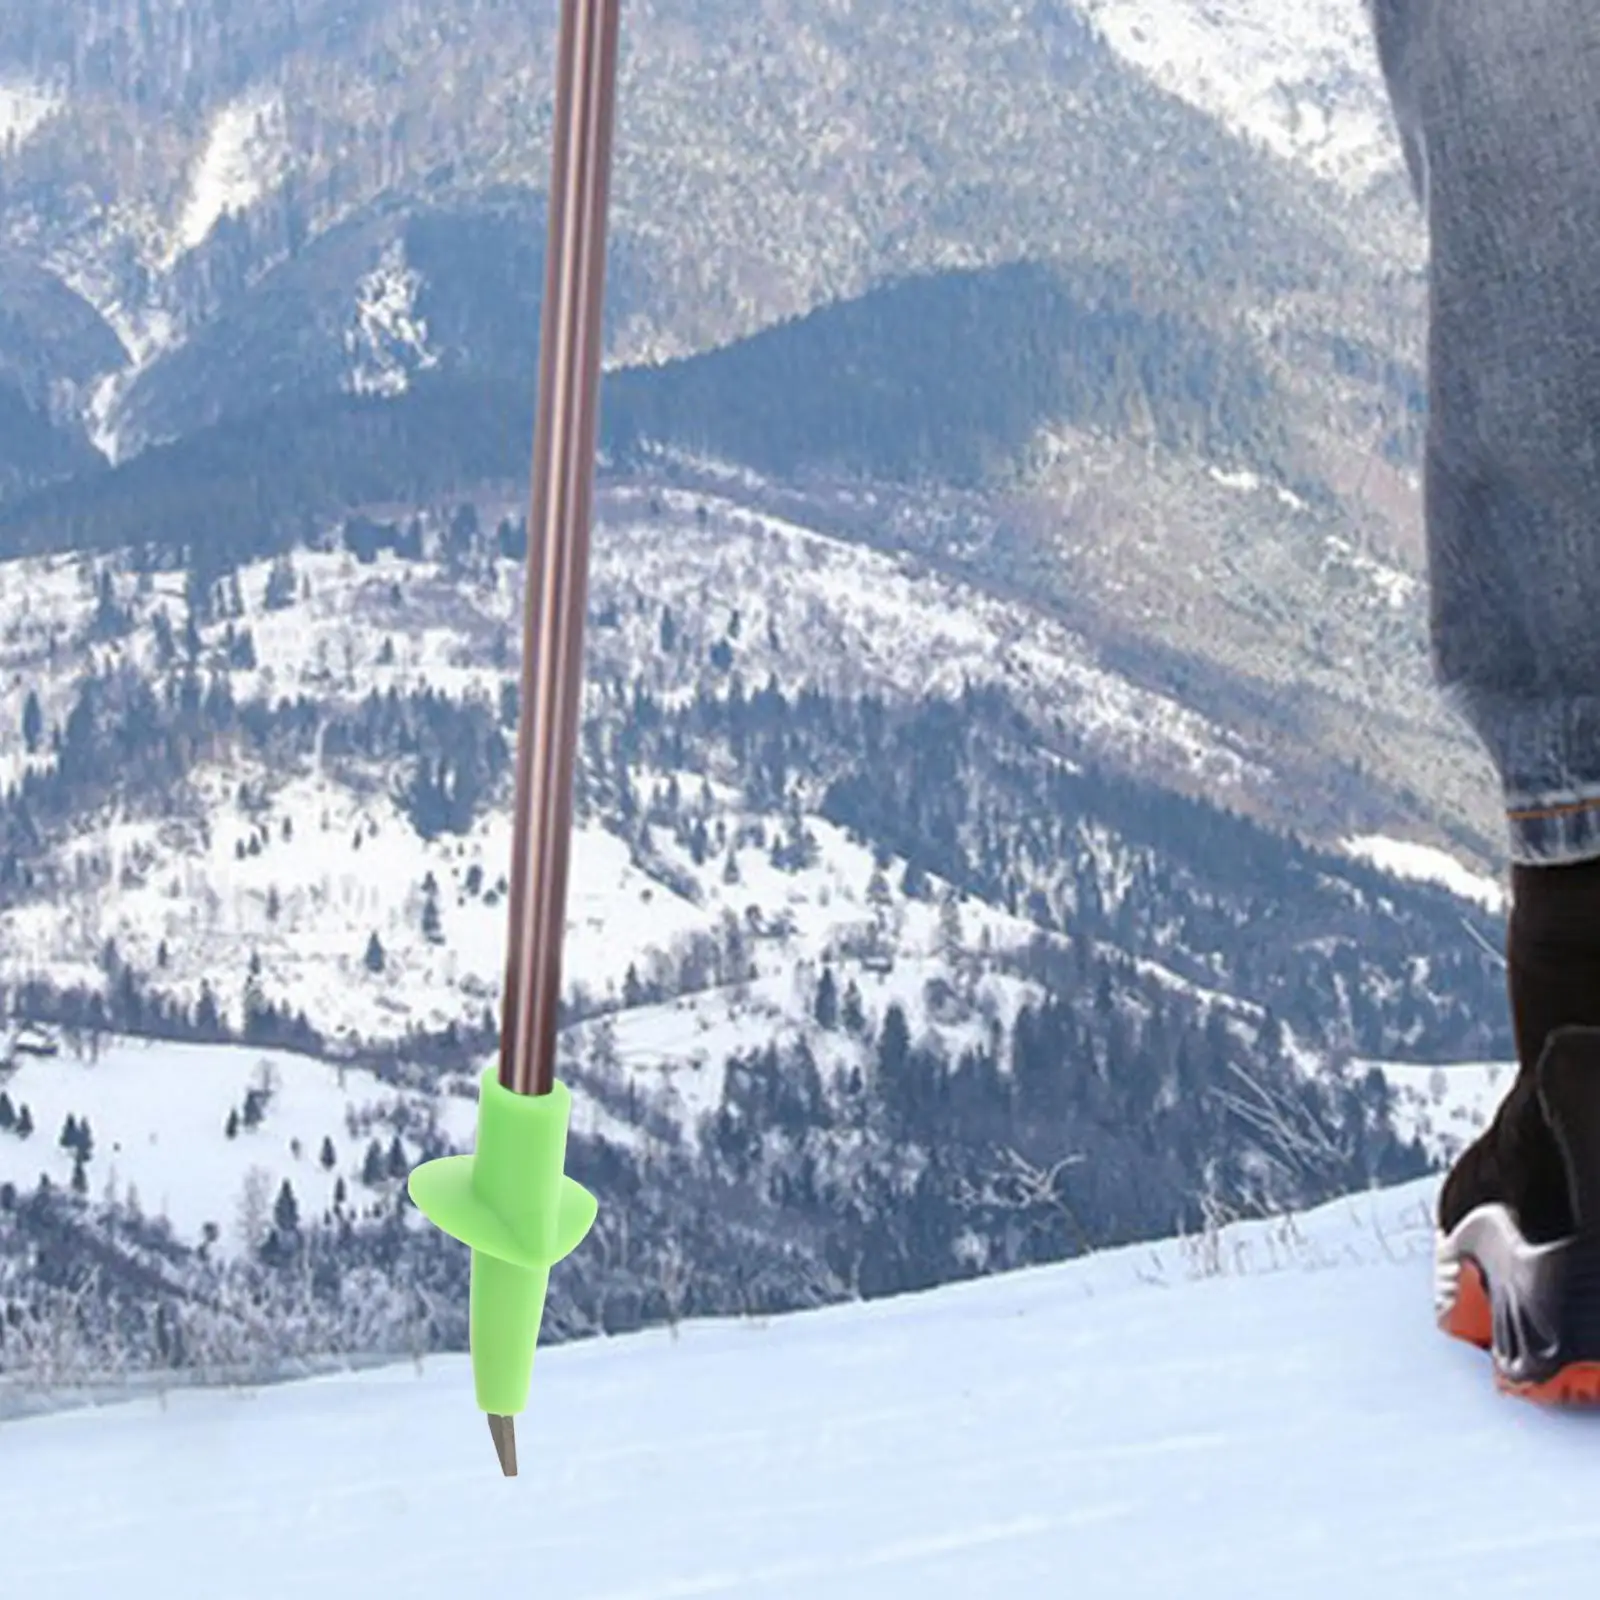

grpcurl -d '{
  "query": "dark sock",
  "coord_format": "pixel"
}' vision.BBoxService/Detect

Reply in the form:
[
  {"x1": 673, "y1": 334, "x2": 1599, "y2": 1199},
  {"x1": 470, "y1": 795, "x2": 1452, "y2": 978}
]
[
  {"x1": 1500, "y1": 858, "x2": 1600, "y2": 1239},
  {"x1": 1509, "y1": 857, "x2": 1600, "y2": 1068}
]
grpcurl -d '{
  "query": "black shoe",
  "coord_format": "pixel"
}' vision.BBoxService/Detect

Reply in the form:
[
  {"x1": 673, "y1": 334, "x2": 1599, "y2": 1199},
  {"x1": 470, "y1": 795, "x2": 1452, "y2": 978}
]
[{"x1": 1436, "y1": 1025, "x2": 1600, "y2": 1400}]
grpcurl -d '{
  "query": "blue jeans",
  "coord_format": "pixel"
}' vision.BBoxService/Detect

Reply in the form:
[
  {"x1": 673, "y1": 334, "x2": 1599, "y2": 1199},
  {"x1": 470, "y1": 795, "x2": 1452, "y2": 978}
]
[{"x1": 1370, "y1": 2, "x2": 1600, "y2": 863}]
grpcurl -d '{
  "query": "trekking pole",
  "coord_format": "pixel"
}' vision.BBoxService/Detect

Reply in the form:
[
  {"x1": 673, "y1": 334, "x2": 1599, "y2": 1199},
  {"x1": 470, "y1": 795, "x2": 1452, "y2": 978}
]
[{"x1": 407, "y1": 0, "x2": 621, "y2": 1477}]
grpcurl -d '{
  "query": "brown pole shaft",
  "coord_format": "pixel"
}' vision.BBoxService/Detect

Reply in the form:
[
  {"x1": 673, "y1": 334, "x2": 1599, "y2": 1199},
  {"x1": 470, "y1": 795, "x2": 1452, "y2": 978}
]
[{"x1": 499, "y1": 0, "x2": 622, "y2": 1097}]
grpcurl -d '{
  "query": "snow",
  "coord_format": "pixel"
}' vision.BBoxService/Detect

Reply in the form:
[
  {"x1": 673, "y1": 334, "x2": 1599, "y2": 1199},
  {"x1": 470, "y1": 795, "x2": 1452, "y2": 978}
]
[
  {"x1": 1075, "y1": 0, "x2": 1399, "y2": 195},
  {"x1": 616, "y1": 490, "x2": 1270, "y2": 792},
  {"x1": 1321, "y1": 535, "x2": 1420, "y2": 611},
  {"x1": 1343, "y1": 835, "x2": 1507, "y2": 914},
  {"x1": 0, "y1": 502, "x2": 1272, "y2": 1059},
  {"x1": 1207, "y1": 463, "x2": 1307, "y2": 512},
  {"x1": 45, "y1": 222, "x2": 181, "y2": 434},
  {"x1": 0, "y1": 78, "x2": 60, "y2": 153},
  {"x1": 0, "y1": 1036, "x2": 465, "y2": 1249},
  {"x1": 176, "y1": 91, "x2": 288, "y2": 255},
  {"x1": 84, "y1": 370, "x2": 128, "y2": 463},
  {"x1": 12, "y1": 1175, "x2": 1600, "y2": 1597},
  {"x1": 344, "y1": 240, "x2": 441, "y2": 397},
  {"x1": 0, "y1": 1034, "x2": 635, "y2": 1253},
  {"x1": 1370, "y1": 1057, "x2": 1510, "y2": 1166}
]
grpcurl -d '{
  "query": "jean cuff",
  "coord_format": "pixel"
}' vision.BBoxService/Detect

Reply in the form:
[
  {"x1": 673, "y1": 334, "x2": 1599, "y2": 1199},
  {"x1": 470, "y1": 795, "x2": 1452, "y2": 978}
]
[{"x1": 1445, "y1": 687, "x2": 1600, "y2": 864}]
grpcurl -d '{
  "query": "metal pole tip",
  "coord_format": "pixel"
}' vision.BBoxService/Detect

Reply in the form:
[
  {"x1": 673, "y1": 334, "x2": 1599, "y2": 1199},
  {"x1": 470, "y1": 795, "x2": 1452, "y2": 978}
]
[{"x1": 487, "y1": 1413, "x2": 518, "y2": 1477}]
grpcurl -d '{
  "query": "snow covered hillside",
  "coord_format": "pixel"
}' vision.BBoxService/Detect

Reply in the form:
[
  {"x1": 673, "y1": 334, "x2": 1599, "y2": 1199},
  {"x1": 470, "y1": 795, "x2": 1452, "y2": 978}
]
[
  {"x1": 1370, "y1": 1057, "x2": 1509, "y2": 1168},
  {"x1": 0, "y1": 470, "x2": 1520, "y2": 1314},
  {"x1": 174, "y1": 90, "x2": 290, "y2": 258},
  {"x1": 1344, "y1": 834, "x2": 1506, "y2": 914},
  {"x1": 0, "y1": 1034, "x2": 636, "y2": 1256},
  {"x1": 0, "y1": 76, "x2": 60, "y2": 151},
  {"x1": 1075, "y1": 0, "x2": 1399, "y2": 196},
  {"x1": 8, "y1": 1175, "x2": 1597, "y2": 1600},
  {"x1": 0, "y1": 490, "x2": 1264, "y2": 1051}
]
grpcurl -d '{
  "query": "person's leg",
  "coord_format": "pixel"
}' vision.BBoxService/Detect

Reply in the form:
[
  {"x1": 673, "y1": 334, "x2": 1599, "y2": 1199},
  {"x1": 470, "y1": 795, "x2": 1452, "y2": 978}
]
[
  {"x1": 1419, "y1": 0, "x2": 1600, "y2": 1222},
  {"x1": 1417, "y1": 5, "x2": 1600, "y2": 865},
  {"x1": 1438, "y1": 862, "x2": 1600, "y2": 1247},
  {"x1": 1369, "y1": 2, "x2": 1600, "y2": 1395},
  {"x1": 1507, "y1": 863, "x2": 1600, "y2": 1090}
]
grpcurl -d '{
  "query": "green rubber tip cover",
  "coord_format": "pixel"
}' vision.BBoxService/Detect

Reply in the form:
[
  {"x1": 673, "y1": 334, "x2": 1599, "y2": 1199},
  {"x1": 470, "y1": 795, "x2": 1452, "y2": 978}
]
[{"x1": 409, "y1": 1068, "x2": 598, "y2": 1416}]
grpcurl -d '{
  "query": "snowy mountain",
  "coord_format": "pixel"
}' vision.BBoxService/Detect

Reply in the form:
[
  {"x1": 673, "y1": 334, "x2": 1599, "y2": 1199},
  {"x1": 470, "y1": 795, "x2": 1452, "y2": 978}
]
[
  {"x1": 0, "y1": 0, "x2": 1467, "y2": 854},
  {"x1": 0, "y1": 484, "x2": 1505, "y2": 1059},
  {"x1": 0, "y1": 0, "x2": 1515, "y2": 1405},
  {"x1": 10, "y1": 1176, "x2": 1596, "y2": 1600},
  {"x1": 0, "y1": 0, "x2": 1410, "y2": 437},
  {"x1": 1079, "y1": 0, "x2": 1406, "y2": 199},
  {"x1": 0, "y1": 455, "x2": 1518, "y2": 1389}
]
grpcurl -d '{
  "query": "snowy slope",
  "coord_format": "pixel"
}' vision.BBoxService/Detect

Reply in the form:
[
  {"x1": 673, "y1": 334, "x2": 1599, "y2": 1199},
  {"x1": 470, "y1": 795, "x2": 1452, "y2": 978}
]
[
  {"x1": 174, "y1": 90, "x2": 289, "y2": 257},
  {"x1": 0, "y1": 78, "x2": 60, "y2": 152},
  {"x1": 9, "y1": 1176, "x2": 1600, "y2": 1599},
  {"x1": 0, "y1": 1035, "x2": 637, "y2": 1253},
  {"x1": 343, "y1": 239, "x2": 440, "y2": 397},
  {"x1": 0, "y1": 498, "x2": 1266, "y2": 1050},
  {"x1": 1344, "y1": 834, "x2": 1507, "y2": 914},
  {"x1": 1075, "y1": 0, "x2": 1398, "y2": 195},
  {"x1": 1371, "y1": 1057, "x2": 1510, "y2": 1166}
]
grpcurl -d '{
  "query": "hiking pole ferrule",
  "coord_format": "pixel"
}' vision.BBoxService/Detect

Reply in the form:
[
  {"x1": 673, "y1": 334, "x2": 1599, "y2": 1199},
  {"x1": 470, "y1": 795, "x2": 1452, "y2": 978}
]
[{"x1": 408, "y1": 1068, "x2": 597, "y2": 1458}]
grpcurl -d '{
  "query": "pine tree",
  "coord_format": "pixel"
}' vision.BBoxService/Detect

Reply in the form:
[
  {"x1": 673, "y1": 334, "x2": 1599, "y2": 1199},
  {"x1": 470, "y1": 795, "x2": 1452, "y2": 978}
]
[
  {"x1": 364, "y1": 931, "x2": 385, "y2": 973},
  {"x1": 225, "y1": 1108, "x2": 240, "y2": 1139},
  {"x1": 1094, "y1": 969, "x2": 1115, "y2": 1015},
  {"x1": 937, "y1": 893, "x2": 964, "y2": 959},
  {"x1": 878, "y1": 1003, "x2": 911, "y2": 1087},
  {"x1": 814, "y1": 966, "x2": 839, "y2": 1029},
  {"x1": 263, "y1": 553, "x2": 297, "y2": 610},
  {"x1": 387, "y1": 1135, "x2": 408, "y2": 1178},
  {"x1": 152, "y1": 607, "x2": 175, "y2": 666},
  {"x1": 362, "y1": 1139, "x2": 385, "y2": 1186},
  {"x1": 841, "y1": 980, "x2": 866, "y2": 1035},
  {"x1": 319, "y1": 1135, "x2": 337, "y2": 1170},
  {"x1": 273, "y1": 1179, "x2": 299, "y2": 1235},
  {"x1": 20, "y1": 689, "x2": 41, "y2": 754},
  {"x1": 59, "y1": 1112, "x2": 79, "y2": 1152},
  {"x1": 15, "y1": 1104, "x2": 32, "y2": 1138},
  {"x1": 71, "y1": 1155, "x2": 87, "y2": 1195},
  {"x1": 196, "y1": 981, "x2": 221, "y2": 1036},
  {"x1": 0, "y1": 1092, "x2": 13, "y2": 1130}
]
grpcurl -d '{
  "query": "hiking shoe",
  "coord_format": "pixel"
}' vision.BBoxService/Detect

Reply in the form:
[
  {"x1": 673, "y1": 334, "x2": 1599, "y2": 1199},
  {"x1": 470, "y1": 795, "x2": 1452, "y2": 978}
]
[{"x1": 1435, "y1": 1025, "x2": 1600, "y2": 1402}]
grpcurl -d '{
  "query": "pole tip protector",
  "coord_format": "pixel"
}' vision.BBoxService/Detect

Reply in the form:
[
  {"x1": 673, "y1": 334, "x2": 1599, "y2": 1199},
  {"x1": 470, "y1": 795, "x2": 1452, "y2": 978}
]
[{"x1": 408, "y1": 1068, "x2": 598, "y2": 1417}]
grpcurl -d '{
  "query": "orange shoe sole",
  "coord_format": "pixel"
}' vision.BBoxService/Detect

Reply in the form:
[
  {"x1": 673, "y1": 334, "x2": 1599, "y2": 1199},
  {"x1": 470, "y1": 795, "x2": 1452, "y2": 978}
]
[
  {"x1": 1497, "y1": 1362, "x2": 1600, "y2": 1404},
  {"x1": 1439, "y1": 1256, "x2": 1492, "y2": 1350},
  {"x1": 1439, "y1": 1253, "x2": 1600, "y2": 1404}
]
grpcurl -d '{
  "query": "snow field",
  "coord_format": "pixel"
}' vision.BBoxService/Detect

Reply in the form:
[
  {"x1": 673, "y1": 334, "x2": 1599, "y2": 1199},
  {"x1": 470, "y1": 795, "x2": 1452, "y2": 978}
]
[{"x1": 8, "y1": 1177, "x2": 1600, "y2": 1598}]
